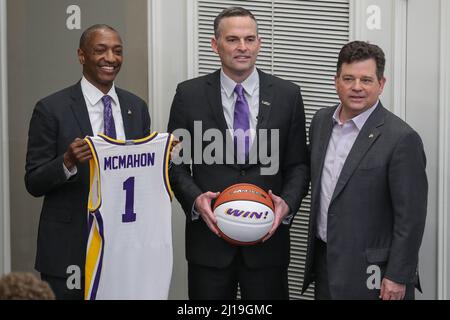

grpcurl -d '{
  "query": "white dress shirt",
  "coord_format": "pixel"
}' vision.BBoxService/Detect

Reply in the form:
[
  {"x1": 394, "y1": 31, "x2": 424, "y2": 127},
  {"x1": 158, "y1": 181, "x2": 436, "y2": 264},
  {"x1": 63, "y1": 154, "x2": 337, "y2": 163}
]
[
  {"x1": 317, "y1": 101, "x2": 379, "y2": 242},
  {"x1": 80, "y1": 76, "x2": 125, "y2": 140},
  {"x1": 63, "y1": 76, "x2": 126, "y2": 178},
  {"x1": 220, "y1": 68, "x2": 259, "y2": 143}
]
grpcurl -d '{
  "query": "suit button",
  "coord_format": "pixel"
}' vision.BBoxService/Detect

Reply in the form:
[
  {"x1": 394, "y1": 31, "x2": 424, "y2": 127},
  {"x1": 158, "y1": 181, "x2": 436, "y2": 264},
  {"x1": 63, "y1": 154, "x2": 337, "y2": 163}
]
[{"x1": 240, "y1": 170, "x2": 246, "y2": 176}]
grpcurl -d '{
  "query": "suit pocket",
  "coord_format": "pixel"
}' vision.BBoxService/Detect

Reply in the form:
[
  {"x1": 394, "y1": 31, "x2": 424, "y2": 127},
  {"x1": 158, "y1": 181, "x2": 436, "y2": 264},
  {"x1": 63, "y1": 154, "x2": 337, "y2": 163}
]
[
  {"x1": 365, "y1": 248, "x2": 390, "y2": 264},
  {"x1": 357, "y1": 163, "x2": 387, "y2": 171}
]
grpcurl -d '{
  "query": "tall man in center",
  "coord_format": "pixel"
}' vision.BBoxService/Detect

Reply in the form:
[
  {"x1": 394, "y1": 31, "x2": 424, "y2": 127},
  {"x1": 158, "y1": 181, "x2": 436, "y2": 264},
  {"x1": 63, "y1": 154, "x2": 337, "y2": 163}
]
[{"x1": 167, "y1": 7, "x2": 309, "y2": 299}]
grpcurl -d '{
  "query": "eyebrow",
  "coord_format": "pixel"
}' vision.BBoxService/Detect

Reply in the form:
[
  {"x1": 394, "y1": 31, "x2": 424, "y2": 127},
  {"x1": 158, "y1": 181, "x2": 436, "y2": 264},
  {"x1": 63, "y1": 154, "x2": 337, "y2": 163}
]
[
  {"x1": 341, "y1": 74, "x2": 375, "y2": 78},
  {"x1": 94, "y1": 43, "x2": 123, "y2": 48},
  {"x1": 225, "y1": 34, "x2": 257, "y2": 38}
]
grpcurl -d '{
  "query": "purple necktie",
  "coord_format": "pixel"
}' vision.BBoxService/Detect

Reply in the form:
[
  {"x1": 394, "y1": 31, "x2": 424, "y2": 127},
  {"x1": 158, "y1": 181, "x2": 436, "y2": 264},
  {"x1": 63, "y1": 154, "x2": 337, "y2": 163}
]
[
  {"x1": 102, "y1": 95, "x2": 116, "y2": 139},
  {"x1": 233, "y1": 84, "x2": 250, "y2": 163}
]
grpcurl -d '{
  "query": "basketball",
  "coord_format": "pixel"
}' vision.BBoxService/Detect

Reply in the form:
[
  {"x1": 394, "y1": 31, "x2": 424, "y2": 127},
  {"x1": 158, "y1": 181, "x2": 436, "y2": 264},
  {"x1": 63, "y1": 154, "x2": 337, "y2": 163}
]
[{"x1": 212, "y1": 183, "x2": 275, "y2": 246}]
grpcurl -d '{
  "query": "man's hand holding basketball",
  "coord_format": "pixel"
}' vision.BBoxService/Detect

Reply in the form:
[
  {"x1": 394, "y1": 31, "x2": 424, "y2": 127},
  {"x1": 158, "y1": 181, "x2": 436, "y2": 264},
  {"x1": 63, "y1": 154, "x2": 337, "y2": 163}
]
[
  {"x1": 262, "y1": 190, "x2": 290, "y2": 242},
  {"x1": 194, "y1": 192, "x2": 221, "y2": 237}
]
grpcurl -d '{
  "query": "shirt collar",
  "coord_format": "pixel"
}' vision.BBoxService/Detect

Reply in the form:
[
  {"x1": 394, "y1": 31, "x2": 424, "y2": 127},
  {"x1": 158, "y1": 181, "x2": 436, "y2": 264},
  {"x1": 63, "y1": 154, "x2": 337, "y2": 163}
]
[
  {"x1": 220, "y1": 68, "x2": 259, "y2": 98},
  {"x1": 332, "y1": 100, "x2": 380, "y2": 131},
  {"x1": 81, "y1": 76, "x2": 119, "y2": 106}
]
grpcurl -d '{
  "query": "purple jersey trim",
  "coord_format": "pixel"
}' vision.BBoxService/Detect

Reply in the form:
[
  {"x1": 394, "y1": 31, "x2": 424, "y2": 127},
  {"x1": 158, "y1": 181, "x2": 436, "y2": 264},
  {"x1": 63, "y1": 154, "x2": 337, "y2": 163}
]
[
  {"x1": 162, "y1": 135, "x2": 173, "y2": 201},
  {"x1": 98, "y1": 133, "x2": 158, "y2": 146},
  {"x1": 89, "y1": 210, "x2": 105, "y2": 300}
]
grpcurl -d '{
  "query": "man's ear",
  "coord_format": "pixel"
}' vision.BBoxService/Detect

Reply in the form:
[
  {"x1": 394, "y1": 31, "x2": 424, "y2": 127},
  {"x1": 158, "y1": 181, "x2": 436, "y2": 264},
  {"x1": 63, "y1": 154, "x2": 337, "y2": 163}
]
[
  {"x1": 211, "y1": 37, "x2": 219, "y2": 54},
  {"x1": 379, "y1": 76, "x2": 386, "y2": 94},
  {"x1": 77, "y1": 48, "x2": 85, "y2": 64}
]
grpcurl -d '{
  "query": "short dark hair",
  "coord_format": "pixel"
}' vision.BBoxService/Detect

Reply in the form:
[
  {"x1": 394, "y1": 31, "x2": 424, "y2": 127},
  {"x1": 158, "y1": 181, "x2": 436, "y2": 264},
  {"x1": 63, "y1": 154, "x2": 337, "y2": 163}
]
[
  {"x1": 213, "y1": 7, "x2": 258, "y2": 39},
  {"x1": 79, "y1": 24, "x2": 120, "y2": 50},
  {"x1": 337, "y1": 41, "x2": 386, "y2": 80}
]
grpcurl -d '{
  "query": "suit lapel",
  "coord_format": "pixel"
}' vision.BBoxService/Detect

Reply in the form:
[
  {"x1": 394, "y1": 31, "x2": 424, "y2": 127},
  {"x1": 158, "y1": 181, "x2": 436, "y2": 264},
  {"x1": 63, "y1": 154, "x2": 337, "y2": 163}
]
[
  {"x1": 70, "y1": 82, "x2": 93, "y2": 137},
  {"x1": 330, "y1": 104, "x2": 386, "y2": 203},
  {"x1": 206, "y1": 70, "x2": 238, "y2": 167},
  {"x1": 240, "y1": 69, "x2": 273, "y2": 167},
  {"x1": 206, "y1": 70, "x2": 228, "y2": 134},
  {"x1": 117, "y1": 88, "x2": 134, "y2": 139},
  {"x1": 256, "y1": 69, "x2": 273, "y2": 131},
  {"x1": 312, "y1": 106, "x2": 335, "y2": 203}
]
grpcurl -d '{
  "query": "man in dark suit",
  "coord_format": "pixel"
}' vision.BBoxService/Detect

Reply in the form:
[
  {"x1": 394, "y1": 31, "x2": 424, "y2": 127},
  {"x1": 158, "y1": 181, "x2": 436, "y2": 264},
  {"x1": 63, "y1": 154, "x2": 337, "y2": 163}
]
[
  {"x1": 25, "y1": 24, "x2": 151, "y2": 299},
  {"x1": 302, "y1": 41, "x2": 428, "y2": 300},
  {"x1": 167, "y1": 7, "x2": 309, "y2": 299}
]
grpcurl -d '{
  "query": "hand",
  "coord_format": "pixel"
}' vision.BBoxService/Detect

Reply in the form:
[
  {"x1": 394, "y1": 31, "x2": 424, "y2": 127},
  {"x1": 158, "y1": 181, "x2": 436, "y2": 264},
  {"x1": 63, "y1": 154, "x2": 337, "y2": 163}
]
[
  {"x1": 170, "y1": 138, "x2": 182, "y2": 162},
  {"x1": 380, "y1": 278, "x2": 406, "y2": 300},
  {"x1": 262, "y1": 190, "x2": 290, "y2": 242},
  {"x1": 194, "y1": 191, "x2": 221, "y2": 236},
  {"x1": 63, "y1": 138, "x2": 92, "y2": 170}
]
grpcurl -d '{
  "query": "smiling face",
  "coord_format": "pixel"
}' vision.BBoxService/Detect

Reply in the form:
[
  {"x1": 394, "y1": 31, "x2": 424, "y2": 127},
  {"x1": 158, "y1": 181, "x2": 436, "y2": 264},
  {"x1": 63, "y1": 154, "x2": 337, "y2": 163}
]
[
  {"x1": 335, "y1": 58, "x2": 386, "y2": 121},
  {"x1": 211, "y1": 16, "x2": 261, "y2": 83},
  {"x1": 77, "y1": 28, "x2": 123, "y2": 94}
]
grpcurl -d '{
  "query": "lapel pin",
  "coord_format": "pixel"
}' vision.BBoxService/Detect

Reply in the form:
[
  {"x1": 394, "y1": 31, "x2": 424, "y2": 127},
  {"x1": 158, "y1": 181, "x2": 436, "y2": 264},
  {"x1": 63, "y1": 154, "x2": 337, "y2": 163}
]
[
  {"x1": 369, "y1": 133, "x2": 374, "y2": 138},
  {"x1": 261, "y1": 100, "x2": 271, "y2": 106},
  {"x1": 128, "y1": 109, "x2": 132, "y2": 115}
]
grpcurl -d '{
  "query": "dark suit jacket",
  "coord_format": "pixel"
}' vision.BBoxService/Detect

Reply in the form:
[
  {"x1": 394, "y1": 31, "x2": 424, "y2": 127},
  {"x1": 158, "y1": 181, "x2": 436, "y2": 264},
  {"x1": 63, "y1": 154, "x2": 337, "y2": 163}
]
[
  {"x1": 302, "y1": 103, "x2": 428, "y2": 299},
  {"x1": 25, "y1": 81, "x2": 151, "y2": 278},
  {"x1": 167, "y1": 69, "x2": 310, "y2": 269}
]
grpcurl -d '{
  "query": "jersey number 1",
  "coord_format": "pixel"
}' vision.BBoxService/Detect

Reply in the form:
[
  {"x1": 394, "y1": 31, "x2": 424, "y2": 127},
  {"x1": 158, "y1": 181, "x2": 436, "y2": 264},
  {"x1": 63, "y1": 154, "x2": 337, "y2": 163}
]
[{"x1": 122, "y1": 177, "x2": 137, "y2": 223}]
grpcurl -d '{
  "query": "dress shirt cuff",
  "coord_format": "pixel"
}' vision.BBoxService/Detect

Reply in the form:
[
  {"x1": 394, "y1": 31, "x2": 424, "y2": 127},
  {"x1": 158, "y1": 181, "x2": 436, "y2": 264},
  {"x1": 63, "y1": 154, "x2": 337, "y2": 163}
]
[
  {"x1": 191, "y1": 202, "x2": 200, "y2": 221},
  {"x1": 279, "y1": 195, "x2": 294, "y2": 225},
  {"x1": 282, "y1": 212, "x2": 294, "y2": 225},
  {"x1": 63, "y1": 163, "x2": 77, "y2": 180}
]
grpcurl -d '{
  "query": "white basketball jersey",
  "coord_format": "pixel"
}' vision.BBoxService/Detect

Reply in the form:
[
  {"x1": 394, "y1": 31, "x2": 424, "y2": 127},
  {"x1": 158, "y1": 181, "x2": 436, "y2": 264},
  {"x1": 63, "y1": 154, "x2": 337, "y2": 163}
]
[{"x1": 84, "y1": 132, "x2": 173, "y2": 300}]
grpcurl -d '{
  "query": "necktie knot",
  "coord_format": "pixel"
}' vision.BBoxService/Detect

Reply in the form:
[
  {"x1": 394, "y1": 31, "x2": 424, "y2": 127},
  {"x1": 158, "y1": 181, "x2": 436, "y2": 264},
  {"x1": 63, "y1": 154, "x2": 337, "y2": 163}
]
[
  {"x1": 234, "y1": 84, "x2": 245, "y2": 98},
  {"x1": 102, "y1": 95, "x2": 112, "y2": 105}
]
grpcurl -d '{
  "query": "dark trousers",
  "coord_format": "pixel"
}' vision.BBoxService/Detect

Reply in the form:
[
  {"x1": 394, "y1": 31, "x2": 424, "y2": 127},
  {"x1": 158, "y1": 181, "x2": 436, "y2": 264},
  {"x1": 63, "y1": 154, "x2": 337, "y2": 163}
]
[
  {"x1": 313, "y1": 239, "x2": 416, "y2": 300},
  {"x1": 41, "y1": 274, "x2": 84, "y2": 300},
  {"x1": 188, "y1": 250, "x2": 289, "y2": 300}
]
